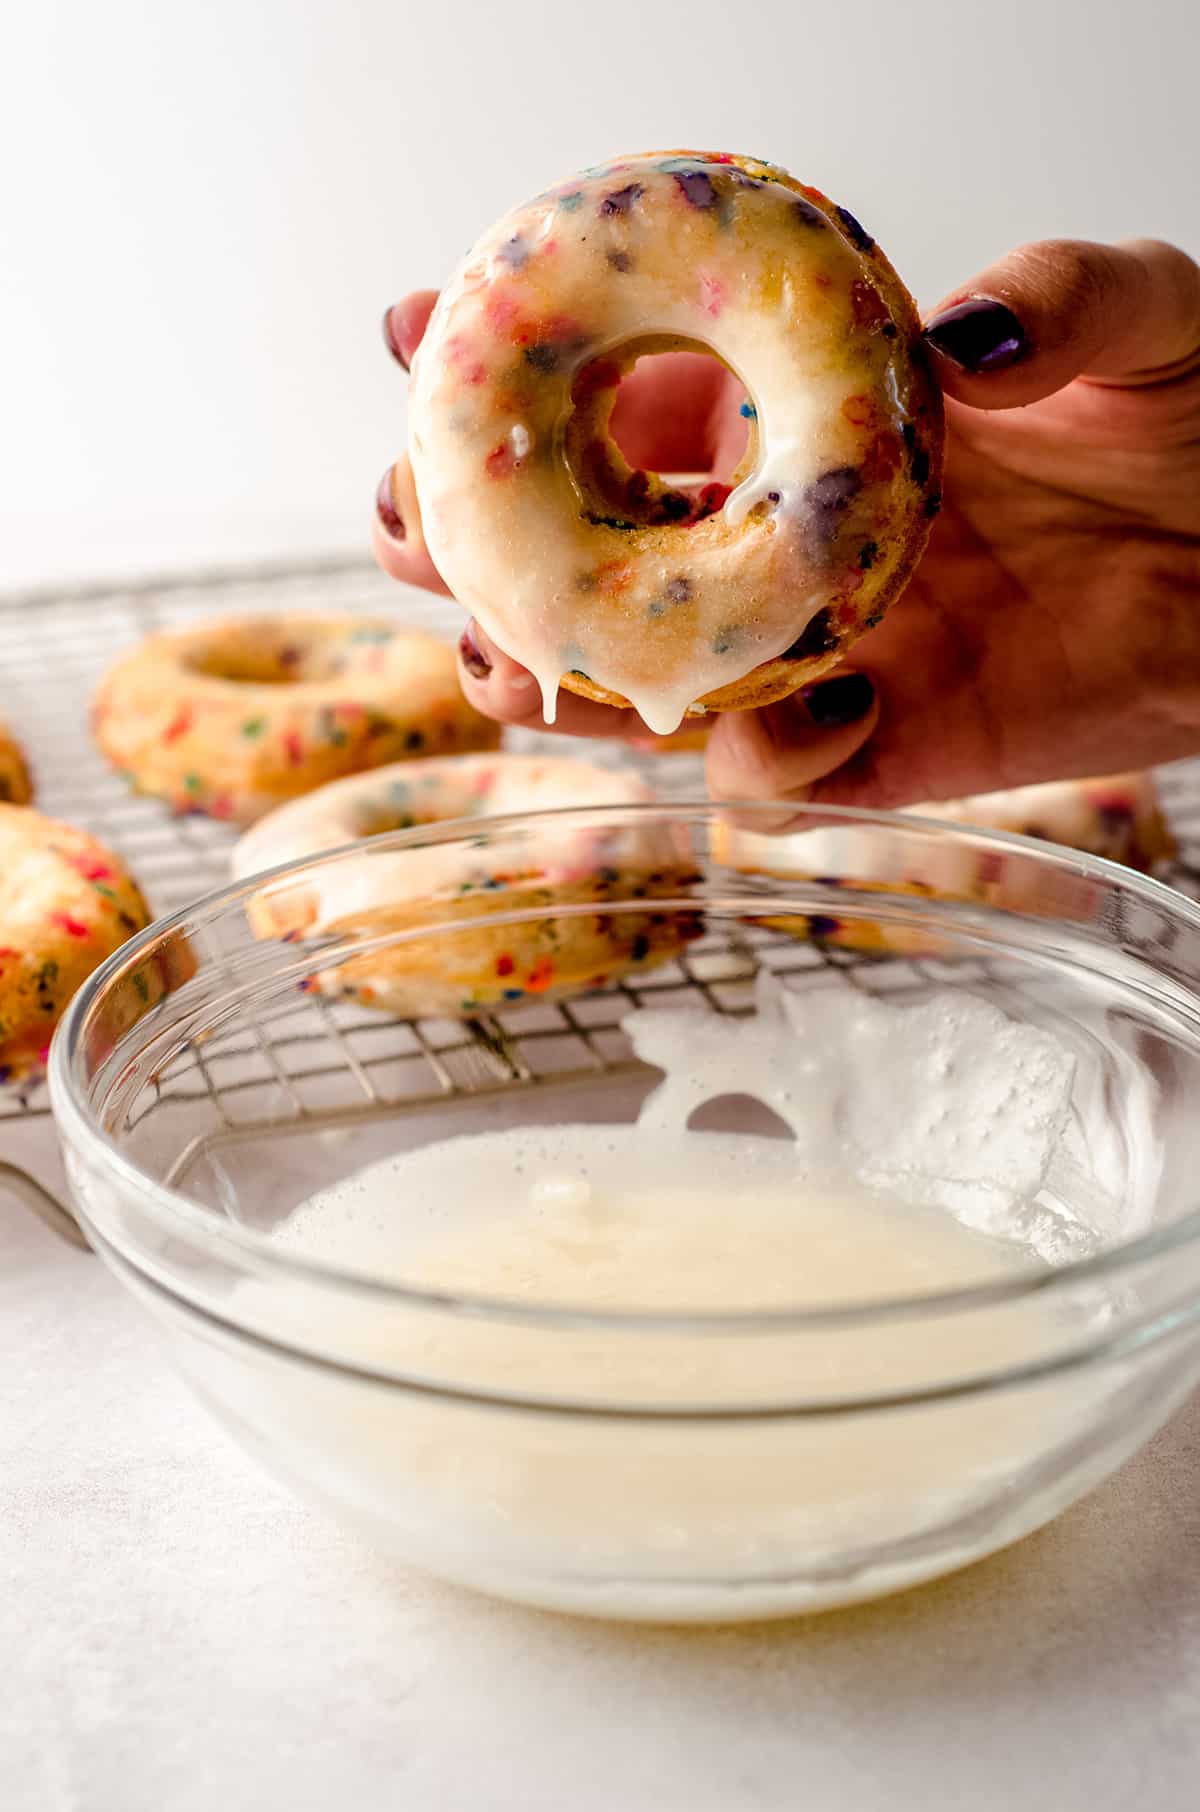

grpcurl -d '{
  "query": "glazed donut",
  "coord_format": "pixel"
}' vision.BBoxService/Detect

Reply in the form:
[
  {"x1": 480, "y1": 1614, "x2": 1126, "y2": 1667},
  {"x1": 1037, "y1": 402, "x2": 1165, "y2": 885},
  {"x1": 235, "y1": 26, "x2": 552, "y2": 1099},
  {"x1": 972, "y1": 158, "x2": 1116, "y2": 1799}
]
[
  {"x1": 0, "y1": 806, "x2": 160, "y2": 1085},
  {"x1": 0, "y1": 719, "x2": 33, "y2": 804},
  {"x1": 93, "y1": 614, "x2": 501, "y2": 824},
  {"x1": 406, "y1": 148, "x2": 942, "y2": 735},
  {"x1": 715, "y1": 773, "x2": 1174, "y2": 955},
  {"x1": 232, "y1": 753, "x2": 698, "y2": 1017}
]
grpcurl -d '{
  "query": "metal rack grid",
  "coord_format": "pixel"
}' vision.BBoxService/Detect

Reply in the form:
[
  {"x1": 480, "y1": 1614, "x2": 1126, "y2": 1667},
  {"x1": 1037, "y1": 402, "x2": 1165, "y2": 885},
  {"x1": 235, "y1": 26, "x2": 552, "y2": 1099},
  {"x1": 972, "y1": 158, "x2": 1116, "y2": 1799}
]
[{"x1": 5, "y1": 558, "x2": 1200, "y2": 1245}]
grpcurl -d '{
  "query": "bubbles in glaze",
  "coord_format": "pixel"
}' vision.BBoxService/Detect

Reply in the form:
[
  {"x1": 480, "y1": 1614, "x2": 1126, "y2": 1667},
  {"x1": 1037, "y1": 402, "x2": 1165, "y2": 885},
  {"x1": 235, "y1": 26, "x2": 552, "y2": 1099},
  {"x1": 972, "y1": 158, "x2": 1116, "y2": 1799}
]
[{"x1": 408, "y1": 151, "x2": 940, "y2": 735}]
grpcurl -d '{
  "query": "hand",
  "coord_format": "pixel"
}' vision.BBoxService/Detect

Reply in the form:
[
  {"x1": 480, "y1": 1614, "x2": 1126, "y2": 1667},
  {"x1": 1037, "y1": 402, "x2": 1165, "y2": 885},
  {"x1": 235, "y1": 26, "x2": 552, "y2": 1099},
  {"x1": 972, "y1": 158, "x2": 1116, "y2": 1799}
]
[{"x1": 375, "y1": 237, "x2": 1200, "y2": 802}]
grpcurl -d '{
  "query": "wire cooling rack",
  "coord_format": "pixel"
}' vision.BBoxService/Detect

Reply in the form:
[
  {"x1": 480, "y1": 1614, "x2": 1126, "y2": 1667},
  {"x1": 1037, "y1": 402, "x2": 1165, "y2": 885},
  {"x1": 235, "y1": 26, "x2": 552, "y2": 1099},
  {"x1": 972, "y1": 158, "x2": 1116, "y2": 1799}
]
[
  {"x1": 4, "y1": 556, "x2": 1200, "y2": 1246},
  {"x1": 0, "y1": 557, "x2": 715, "y2": 1241}
]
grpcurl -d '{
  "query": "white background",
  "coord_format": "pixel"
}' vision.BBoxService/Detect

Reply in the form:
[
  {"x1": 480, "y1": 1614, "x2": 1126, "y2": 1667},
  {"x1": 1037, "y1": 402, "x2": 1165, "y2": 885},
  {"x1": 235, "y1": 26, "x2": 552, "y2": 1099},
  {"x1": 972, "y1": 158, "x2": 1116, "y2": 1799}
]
[{"x1": 2, "y1": 0, "x2": 1194, "y2": 590}]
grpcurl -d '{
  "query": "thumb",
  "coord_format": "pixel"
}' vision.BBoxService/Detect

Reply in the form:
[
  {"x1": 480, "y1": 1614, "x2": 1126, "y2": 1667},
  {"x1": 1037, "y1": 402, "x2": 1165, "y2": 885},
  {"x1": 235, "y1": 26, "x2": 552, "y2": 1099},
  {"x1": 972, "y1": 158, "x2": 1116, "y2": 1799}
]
[
  {"x1": 922, "y1": 237, "x2": 1200, "y2": 408},
  {"x1": 706, "y1": 673, "x2": 879, "y2": 803}
]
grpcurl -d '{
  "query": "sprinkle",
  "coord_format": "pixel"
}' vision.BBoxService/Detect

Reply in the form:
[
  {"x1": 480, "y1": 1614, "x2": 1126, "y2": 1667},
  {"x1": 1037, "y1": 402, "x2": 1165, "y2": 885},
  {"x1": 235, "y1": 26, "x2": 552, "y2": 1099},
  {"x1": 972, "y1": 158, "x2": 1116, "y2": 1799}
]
[
  {"x1": 283, "y1": 731, "x2": 304, "y2": 766},
  {"x1": 163, "y1": 706, "x2": 194, "y2": 745},
  {"x1": 606, "y1": 249, "x2": 634, "y2": 272},
  {"x1": 502, "y1": 987, "x2": 524, "y2": 1001},
  {"x1": 132, "y1": 970, "x2": 150, "y2": 1003},
  {"x1": 485, "y1": 441, "x2": 518, "y2": 479},
  {"x1": 782, "y1": 608, "x2": 839, "y2": 661},
  {"x1": 699, "y1": 273, "x2": 724, "y2": 317},
  {"x1": 241, "y1": 717, "x2": 267, "y2": 739},
  {"x1": 835, "y1": 206, "x2": 874, "y2": 251},
  {"x1": 50, "y1": 911, "x2": 91, "y2": 940},
  {"x1": 806, "y1": 466, "x2": 861, "y2": 536},
  {"x1": 792, "y1": 197, "x2": 826, "y2": 230},
  {"x1": 808, "y1": 915, "x2": 841, "y2": 939},
  {"x1": 558, "y1": 191, "x2": 584, "y2": 211},
  {"x1": 66, "y1": 853, "x2": 112, "y2": 882},
  {"x1": 524, "y1": 343, "x2": 560, "y2": 373},
  {"x1": 600, "y1": 183, "x2": 643, "y2": 216},
  {"x1": 404, "y1": 729, "x2": 424, "y2": 752},
  {"x1": 673, "y1": 170, "x2": 717, "y2": 210},
  {"x1": 526, "y1": 956, "x2": 555, "y2": 993},
  {"x1": 496, "y1": 954, "x2": 515, "y2": 977},
  {"x1": 320, "y1": 707, "x2": 348, "y2": 748},
  {"x1": 739, "y1": 400, "x2": 757, "y2": 419},
  {"x1": 497, "y1": 235, "x2": 529, "y2": 269},
  {"x1": 183, "y1": 772, "x2": 203, "y2": 794},
  {"x1": 631, "y1": 934, "x2": 650, "y2": 962}
]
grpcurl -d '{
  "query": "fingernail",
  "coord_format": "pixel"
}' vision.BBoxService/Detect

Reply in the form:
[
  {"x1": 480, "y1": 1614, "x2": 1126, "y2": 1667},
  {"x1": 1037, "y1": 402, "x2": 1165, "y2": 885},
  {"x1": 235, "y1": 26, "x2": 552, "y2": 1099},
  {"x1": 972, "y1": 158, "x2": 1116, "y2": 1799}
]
[
  {"x1": 375, "y1": 469, "x2": 405, "y2": 540},
  {"x1": 458, "y1": 621, "x2": 492, "y2": 681},
  {"x1": 381, "y1": 305, "x2": 409, "y2": 370},
  {"x1": 923, "y1": 298, "x2": 1027, "y2": 373},
  {"x1": 801, "y1": 672, "x2": 875, "y2": 728}
]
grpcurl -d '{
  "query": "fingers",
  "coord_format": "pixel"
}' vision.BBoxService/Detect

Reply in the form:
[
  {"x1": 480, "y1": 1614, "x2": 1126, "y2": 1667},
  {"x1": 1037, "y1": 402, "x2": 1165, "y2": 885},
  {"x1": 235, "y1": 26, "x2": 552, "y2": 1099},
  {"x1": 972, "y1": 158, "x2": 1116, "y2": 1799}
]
[
  {"x1": 606, "y1": 350, "x2": 730, "y2": 475},
  {"x1": 376, "y1": 292, "x2": 449, "y2": 593},
  {"x1": 705, "y1": 673, "x2": 879, "y2": 802},
  {"x1": 923, "y1": 238, "x2": 1200, "y2": 408},
  {"x1": 456, "y1": 619, "x2": 657, "y2": 742},
  {"x1": 382, "y1": 290, "x2": 439, "y2": 371},
  {"x1": 371, "y1": 454, "x2": 450, "y2": 593}
]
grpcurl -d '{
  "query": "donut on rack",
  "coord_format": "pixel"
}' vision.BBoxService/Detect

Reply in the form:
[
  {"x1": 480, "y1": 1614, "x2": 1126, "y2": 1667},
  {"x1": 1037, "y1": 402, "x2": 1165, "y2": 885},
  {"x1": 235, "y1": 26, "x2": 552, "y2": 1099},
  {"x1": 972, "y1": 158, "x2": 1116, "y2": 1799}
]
[
  {"x1": 714, "y1": 772, "x2": 1175, "y2": 955},
  {"x1": 405, "y1": 149, "x2": 943, "y2": 735},
  {"x1": 93, "y1": 614, "x2": 501, "y2": 825},
  {"x1": 0, "y1": 718, "x2": 33, "y2": 804},
  {"x1": 0, "y1": 805, "x2": 170, "y2": 1085},
  {"x1": 232, "y1": 752, "x2": 699, "y2": 1018}
]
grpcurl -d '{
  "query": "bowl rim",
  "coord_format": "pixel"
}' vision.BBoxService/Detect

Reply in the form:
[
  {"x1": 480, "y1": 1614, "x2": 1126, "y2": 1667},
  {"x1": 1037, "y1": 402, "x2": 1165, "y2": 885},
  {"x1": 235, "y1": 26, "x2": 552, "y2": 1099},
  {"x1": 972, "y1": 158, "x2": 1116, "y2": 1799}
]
[{"x1": 48, "y1": 796, "x2": 1200, "y2": 1331}]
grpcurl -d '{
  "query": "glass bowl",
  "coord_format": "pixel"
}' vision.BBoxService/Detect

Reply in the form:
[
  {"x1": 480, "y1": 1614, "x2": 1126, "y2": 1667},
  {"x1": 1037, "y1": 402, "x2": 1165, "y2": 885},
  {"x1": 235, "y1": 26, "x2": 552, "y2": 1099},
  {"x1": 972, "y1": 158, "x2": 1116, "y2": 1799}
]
[{"x1": 49, "y1": 802, "x2": 1200, "y2": 1623}]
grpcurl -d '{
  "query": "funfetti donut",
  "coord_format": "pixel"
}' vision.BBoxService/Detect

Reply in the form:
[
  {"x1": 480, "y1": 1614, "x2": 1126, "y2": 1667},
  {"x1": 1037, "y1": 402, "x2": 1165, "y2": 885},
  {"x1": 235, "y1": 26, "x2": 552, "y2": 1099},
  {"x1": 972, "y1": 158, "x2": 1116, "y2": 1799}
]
[
  {"x1": 93, "y1": 614, "x2": 501, "y2": 825},
  {"x1": 407, "y1": 150, "x2": 943, "y2": 736},
  {"x1": 713, "y1": 772, "x2": 1174, "y2": 955},
  {"x1": 232, "y1": 752, "x2": 699, "y2": 1018},
  {"x1": 0, "y1": 719, "x2": 33, "y2": 804},
  {"x1": 0, "y1": 806, "x2": 168, "y2": 1086}
]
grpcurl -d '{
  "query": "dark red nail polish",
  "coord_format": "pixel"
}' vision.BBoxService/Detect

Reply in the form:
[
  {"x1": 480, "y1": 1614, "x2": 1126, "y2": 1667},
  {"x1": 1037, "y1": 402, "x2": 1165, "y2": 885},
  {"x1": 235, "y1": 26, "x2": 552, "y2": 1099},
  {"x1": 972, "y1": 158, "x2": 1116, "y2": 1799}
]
[
  {"x1": 375, "y1": 470, "x2": 405, "y2": 540},
  {"x1": 458, "y1": 622, "x2": 492, "y2": 681},
  {"x1": 381, "y1": 305, "x2": 409, "y2": 370},
  {"x1": 923, "y1": 298, "x2": 1027, "y2": 374},
  {"x1": 801, "y1": 672, "x2": 875, "y2": 728}
]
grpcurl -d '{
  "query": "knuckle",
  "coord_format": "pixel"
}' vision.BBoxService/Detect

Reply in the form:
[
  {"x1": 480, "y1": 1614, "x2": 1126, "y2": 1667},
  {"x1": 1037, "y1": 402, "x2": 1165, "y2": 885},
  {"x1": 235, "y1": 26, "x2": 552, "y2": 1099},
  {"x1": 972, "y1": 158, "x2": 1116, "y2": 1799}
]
[{"x1": 1008, "y1": 239, "x2": 1126, "y2": 333}]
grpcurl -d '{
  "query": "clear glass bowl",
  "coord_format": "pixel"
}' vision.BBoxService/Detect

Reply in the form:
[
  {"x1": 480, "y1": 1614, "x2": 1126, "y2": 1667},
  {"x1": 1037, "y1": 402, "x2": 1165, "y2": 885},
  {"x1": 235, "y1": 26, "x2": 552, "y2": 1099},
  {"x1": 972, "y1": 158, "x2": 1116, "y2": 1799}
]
[{"x1": 50, "y1": 803, "x2": 1200, "y2": 1622}]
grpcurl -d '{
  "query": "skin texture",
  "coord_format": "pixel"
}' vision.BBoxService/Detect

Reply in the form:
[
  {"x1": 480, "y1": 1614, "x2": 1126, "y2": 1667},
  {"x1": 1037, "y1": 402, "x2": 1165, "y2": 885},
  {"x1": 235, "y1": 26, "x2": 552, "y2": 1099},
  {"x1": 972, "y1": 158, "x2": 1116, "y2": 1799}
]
[{"x1": 375, "y1": 236, "x2": 1200, "y2": 803}]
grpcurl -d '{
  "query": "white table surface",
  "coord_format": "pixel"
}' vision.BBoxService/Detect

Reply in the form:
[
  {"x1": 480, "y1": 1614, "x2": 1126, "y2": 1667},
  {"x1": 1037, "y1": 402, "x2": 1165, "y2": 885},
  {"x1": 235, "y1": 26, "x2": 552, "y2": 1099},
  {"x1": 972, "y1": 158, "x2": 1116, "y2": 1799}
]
[{"x1": 4, "y1": 1150, "x2": 1199, "y2": 1812}]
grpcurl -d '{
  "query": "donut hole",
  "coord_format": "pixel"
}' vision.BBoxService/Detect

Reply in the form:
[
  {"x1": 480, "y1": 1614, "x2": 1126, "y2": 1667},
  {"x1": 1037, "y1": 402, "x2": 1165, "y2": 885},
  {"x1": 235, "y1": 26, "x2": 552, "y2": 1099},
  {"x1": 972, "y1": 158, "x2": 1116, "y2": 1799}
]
[
  {"x1": 567, "y1": 339, "x2": 755, "y2": 532},
  {"x1": 188, "y1": 635, "x2": 344, "y2": 686}
]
